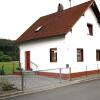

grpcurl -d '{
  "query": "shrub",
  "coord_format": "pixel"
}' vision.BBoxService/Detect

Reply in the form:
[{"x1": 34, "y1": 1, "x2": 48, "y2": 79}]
[{"x1": 0, "y1": 80, "x2": 14, "y2": 91}]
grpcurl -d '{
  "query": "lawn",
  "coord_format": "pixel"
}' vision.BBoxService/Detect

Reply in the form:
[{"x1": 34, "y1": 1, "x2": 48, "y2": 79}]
[{"x1": 0, "y1": 61, "x2": 19, "y2": 75}]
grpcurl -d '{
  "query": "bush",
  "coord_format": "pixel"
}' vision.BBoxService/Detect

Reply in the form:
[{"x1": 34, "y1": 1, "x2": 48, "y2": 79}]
[
  {"x1": 0, "y1": 70, "x2": 5, "y2": 75},
  {"x1": 0, "y1": 55, "x2": 12, "y2": 62},
  {"x1": 0, "y1": 80, "x2": 14, "y2": 91},
  {"x1": 0, "y1": 65, "x2": 5, "y2": 75}
]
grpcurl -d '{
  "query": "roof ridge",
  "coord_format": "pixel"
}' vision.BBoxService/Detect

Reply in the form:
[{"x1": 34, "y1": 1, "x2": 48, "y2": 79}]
[
  {"x1": 39, "y1": 0, "x2": 94, "y2": 32},
  {"x1": 40, "y1": 0, "x2": 94, "y2": 19}
]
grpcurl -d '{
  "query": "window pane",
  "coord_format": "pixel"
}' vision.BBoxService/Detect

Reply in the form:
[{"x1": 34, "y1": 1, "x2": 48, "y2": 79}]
[
  {"x1": 50, "y1": 48, "x2": 57, "y2": 62},
  {"x1": 96, "y1": 50, "x2": 100, "y2": 61},
  {"x1": 87, "y1": 23, "x2": 93, "y2": 36},
  {"x1": 77, "y1": 48, "x2": 83, "y2": 62}
]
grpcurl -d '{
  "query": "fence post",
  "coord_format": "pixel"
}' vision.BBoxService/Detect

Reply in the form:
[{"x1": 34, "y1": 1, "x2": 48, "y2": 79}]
[
  {"x1": 0, "y1": 65, "x2": 4, "y2": 80},
  {"x1": 69, "y1": 67, "x2": 71, "y2": 81},
  {"x1": 20, "y1": 63, "x2": 24, "y2": 91},
  {"x1": 21, "y1": 71, "x2": 24, "y2": 91},
  {"x1": 2, "y1": 65, "x2": 4, "y2": 75},
  {"x1": 59, "y1": 68, "x2": 62, "y2": 83},
  {"x1": 97, "y1": 64, "x2": 99, "y2": 76},
  {"x1": 86, "y1": 65, "x2": 87, "y2": 78},
  {"x1": 13, "y1": 63, "x2": 15, "y2": 74}
]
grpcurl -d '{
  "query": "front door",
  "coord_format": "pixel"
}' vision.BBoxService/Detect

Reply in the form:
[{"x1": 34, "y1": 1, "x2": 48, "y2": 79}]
[{"x1": 25, "y1": 51, "x2": 30, "y2": 71}]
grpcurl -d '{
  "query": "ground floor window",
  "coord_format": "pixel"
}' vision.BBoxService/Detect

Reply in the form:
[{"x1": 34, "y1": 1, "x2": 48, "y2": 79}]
[
  {"x1": 96, "y1": 50, "x2": 100, "y2": 61},
  {"x1": 77, "y1": 48, "x2": 83, "y2": 62},
  {"x1": 50, "y1": 48, "x2": 57, "y2": 62}
]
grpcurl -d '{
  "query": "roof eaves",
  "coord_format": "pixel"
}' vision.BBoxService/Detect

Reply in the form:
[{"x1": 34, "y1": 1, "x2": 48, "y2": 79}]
[{"x1": 16, "y1": 33, "x2": 66, "y2": 44}]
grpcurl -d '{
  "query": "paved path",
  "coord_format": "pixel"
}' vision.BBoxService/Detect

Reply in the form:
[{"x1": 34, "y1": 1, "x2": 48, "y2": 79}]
[
  {"x1": 0, "y1": 75, "x2": 67, "y2": 92},
  {"x1": 5, "y1": 79, "x2": 100, "y2": 100}
]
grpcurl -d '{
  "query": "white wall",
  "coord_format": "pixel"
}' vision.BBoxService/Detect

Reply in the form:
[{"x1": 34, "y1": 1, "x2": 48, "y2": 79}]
[
  {"x1": 19, "y1": 7, "x2": 100, "y2": 74},
  {"x1": 65, "y1": 8, "x2": 100, "y2": 73},
  {"x1": 19, "y1": 36, "x2": 66, "y2": 71}
]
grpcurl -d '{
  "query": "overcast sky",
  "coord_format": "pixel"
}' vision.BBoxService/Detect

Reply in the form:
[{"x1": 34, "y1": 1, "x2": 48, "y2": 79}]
[{"x1": 0, "y1": 0, "x2": 100, "y2": 40}]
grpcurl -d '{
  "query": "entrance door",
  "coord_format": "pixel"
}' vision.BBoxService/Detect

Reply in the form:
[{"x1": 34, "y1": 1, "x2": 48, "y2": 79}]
[{"x1": 25, "y1": 51, "x2": 30, "y2": 71}]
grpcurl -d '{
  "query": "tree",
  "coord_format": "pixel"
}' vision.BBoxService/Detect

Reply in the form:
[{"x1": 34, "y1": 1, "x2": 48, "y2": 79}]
[
  {"x1": 0, "y1": 51, "x2": 4, "y2": 56},
  {"x1": 0, "y1": 39, "x2": 19, "y2": 62}
]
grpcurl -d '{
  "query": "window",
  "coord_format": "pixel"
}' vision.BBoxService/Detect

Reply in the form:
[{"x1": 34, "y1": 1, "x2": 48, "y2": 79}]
[
  {"x1": 96, "y1": 50, "x2": 100, "y2": 61},
  {"x1": 77, "y1": 48, "x2": 83, "y2": 62},
  {"x1": 50, "y1": 48, "x2": 57, "y2": 62},
  {"x1": 87, "y1": 23, "x2": 93, "y2": 36},
  {"x1": 35, "y1": 26, "x2": 42, "y2": 32}
]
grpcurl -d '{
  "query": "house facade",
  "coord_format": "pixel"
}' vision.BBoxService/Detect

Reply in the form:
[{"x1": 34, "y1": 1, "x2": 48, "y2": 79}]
[{"x1": 16, "y1": 0, "x2": 100, "y2": 78}]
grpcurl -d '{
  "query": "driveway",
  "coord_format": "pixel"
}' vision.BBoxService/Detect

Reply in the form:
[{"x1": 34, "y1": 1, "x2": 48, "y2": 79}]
[
  {"x1": 5, "y1": 79, "x2": 100, "y2": 100},
  {"x1": 0, "y1": 73, "x2": 68, "y2": 92}
]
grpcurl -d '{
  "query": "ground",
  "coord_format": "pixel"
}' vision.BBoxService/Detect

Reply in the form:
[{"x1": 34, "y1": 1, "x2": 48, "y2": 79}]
[{"x1": 5, "y1": 79, "x2": 100, "y2": 100}]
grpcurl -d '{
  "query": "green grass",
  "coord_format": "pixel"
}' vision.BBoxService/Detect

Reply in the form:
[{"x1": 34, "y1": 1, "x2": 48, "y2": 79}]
[{"x1": 0, "y1": 61, "x2": 19, "y2": 75}]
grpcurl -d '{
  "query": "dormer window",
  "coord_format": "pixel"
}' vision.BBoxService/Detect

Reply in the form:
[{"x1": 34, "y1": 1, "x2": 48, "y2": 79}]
[
  {"x1": 35, "y1": 26, "x2": 42, "y2": 32},
  {"x1": 87, "y1": 23, "x2": 93, "y2": 36}
]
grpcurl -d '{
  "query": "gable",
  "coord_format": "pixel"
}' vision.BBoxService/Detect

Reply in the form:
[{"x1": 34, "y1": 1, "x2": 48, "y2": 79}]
[
  {"x1": 64, "y1": 7, "x2": 100, "y2": 49},
  {"x1": 91, "y1": 1, "x2": 100, "y2": 24},
  {"x1": 16, "y1": 0, "x2": 99, "y2": 44}
]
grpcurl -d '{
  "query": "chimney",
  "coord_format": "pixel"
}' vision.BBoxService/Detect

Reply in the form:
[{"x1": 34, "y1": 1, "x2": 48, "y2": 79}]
[{"x1": 57, "y1": 3, "x2": 64, "y2": 12}]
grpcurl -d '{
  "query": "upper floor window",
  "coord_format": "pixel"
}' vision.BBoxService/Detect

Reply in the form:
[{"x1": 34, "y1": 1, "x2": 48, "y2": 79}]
[
  {"x1": 87, "y1": 23, "x2": 93, "y2": 36},
  {"x1": 50, "y1": 48, "x2": 57, "y2": 62},
  {"x1": 77, "y1": 48, "x2": 84, "y2": 62},
  {"x1": 96, "y1": 50, "x2": 100, "y2": 61}
]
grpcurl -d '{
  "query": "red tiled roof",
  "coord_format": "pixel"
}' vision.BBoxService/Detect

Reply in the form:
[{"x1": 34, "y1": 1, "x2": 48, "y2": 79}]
[{"x1": 16, "y1": 0, "x2": 94, "y2": 43}]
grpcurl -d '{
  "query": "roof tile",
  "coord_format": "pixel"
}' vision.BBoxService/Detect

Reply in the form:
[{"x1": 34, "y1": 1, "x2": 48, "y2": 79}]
[{"x1": 16, "y1": 0, "x2": 94, "y2": 43}]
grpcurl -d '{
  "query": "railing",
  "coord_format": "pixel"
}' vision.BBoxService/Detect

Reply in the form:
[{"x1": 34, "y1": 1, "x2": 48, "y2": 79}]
[
  {"x1": 30, "y1": 61, "x2": 38, "y2": 67},
  {"x1": 33, "y1": 67, "x2": 71, "y2": 81},
  {"x1": 30, "y1": 61, "x2": 39, "y2": 71}
]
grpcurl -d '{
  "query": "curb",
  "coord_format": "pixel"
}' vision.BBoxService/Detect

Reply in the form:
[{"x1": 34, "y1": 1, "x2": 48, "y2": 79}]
[
  {"x1": 0, "y1": 77, "x2": 100, "y2": 100},
  {"x1": 0, "y1": 91, "x2": 23, "y2": 100}
]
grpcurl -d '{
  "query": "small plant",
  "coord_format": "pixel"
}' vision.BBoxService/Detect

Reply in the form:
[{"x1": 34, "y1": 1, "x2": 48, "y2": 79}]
[
  {"x1": 0, "y1": 80, "x2": 14, "y2": 91},
  {"x1": 0, "y1": 65, "x2": 5, "y2": 75}
]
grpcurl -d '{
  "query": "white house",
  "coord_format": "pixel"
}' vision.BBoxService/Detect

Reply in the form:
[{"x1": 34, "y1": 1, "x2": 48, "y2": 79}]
[{"x1": 16, "y1": 0, "x2": 100, "y2": 78}]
